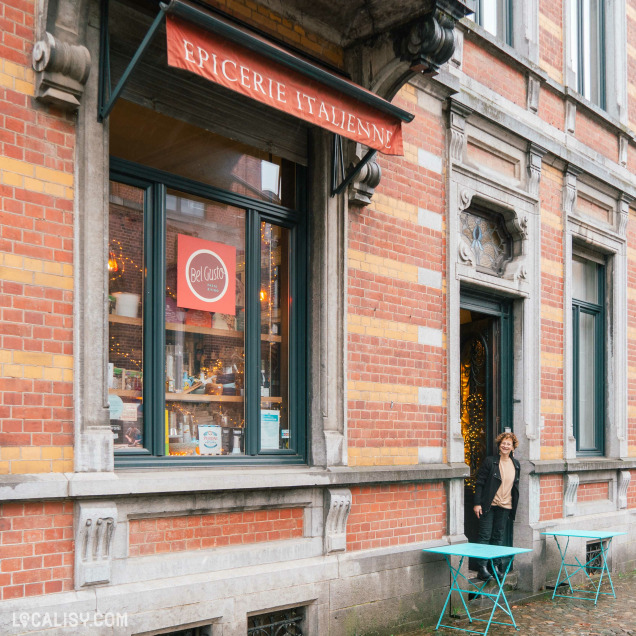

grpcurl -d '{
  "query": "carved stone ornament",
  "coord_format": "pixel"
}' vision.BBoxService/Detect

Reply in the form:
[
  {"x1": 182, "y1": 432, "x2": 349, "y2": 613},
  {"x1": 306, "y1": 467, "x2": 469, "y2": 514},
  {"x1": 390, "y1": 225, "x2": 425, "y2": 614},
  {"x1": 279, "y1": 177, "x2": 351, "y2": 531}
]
[
  {"x1": 563, "y1": 166, "x2": 581, "y2": 217},
  {"x1": 502, "y1": 259, "x2": 527, "y2": 282},
  {"x1": 458, "y1": 240, "x2": 475, "y2": 266},
  {"x1": 349, "y1": 149, "x2": 382, "y2": 207},
  {"x1": 402, "y1": 8, "x2": 458, "y2": 73},
  {"x1": 33, "y1": 31, "x2": 91, "y2": 109},
  {"x1": 618, "y1": 193, "x2": 632, "y2": 237},
  {"x1": 618, "y1": 470, "x2": 631, "y2": 510},
  {"x1": 526, "y1": 74, "x2": 541, "y2": 113},
  {"x1": 324, "y1": 488, "x2": 352, "y2": 553},
  {"x1": 448, "y1": 103, "x2": 472, "y2": 163},
  {"x1": 458, "y1": 188, "x2": 473, "y2": 211},
  {"x1": 527, "y1": 143, "x2": 546, "y2": 198},
  {"x1": 563, "y1": 473, "x2": 579, "y2": 517},
  {"x1": 619, "y1": 135, "x2": 629, "y2": 168},
  {"x1": 565, "y1": 100, "x2": 576, "y2": 134},
  {"x1": 75, "y1": 502, "x2": 117, "y2": 588}
]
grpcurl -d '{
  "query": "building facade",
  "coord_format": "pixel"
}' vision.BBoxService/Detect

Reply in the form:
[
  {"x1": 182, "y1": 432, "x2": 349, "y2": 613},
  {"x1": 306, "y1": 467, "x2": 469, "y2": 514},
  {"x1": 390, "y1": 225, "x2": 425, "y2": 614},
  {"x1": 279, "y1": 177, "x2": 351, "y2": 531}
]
[{"x1": 0, "y1": 0, "x2": 636, "y2": 634}]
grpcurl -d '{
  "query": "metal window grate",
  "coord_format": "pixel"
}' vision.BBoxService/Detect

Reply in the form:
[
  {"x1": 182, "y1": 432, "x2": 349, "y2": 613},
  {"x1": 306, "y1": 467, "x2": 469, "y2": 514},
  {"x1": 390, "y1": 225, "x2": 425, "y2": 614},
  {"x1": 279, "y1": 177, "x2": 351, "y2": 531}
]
[
  {"x1": 247, "y1": 607, "x2": 304, "y2": 636},
  {"x1": 586, "y1": 540, "x2": 604, "y2": 575}
]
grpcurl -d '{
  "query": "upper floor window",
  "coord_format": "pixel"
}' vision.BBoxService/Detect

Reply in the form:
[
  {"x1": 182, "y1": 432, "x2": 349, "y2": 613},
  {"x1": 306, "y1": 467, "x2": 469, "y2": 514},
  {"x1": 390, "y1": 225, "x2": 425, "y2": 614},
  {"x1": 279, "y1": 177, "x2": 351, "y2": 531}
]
[
  {"x1": 572, "y1": 255, "x2": 605, "y2": 455},
  {"x1": 474, "y1": 0, "x2": 512, "y2": 45},
  {"x1": 569, "y1": 0, "x2": 605, "y2": 108}
]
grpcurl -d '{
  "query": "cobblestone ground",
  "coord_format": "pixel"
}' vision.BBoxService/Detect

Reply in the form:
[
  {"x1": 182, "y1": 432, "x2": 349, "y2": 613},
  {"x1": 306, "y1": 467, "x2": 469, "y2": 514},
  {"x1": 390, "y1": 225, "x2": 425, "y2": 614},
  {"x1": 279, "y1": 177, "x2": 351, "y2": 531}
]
[{"x1": 401, "y1": 570, "x2": 636, "y2": 636}]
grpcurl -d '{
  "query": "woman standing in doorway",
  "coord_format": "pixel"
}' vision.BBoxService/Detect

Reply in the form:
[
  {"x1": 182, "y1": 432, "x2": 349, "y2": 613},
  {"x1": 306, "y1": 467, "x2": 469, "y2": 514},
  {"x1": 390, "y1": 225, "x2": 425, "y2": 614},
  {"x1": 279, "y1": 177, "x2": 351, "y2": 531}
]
[{"x1": 473, "y1": 432, "x2": 520, "y2": 581}]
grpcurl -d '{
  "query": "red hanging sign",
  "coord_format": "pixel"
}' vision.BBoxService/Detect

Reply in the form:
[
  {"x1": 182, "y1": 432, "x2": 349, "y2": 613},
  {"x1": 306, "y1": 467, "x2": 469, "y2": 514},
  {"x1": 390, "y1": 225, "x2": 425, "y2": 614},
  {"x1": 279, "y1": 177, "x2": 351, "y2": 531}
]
[{"x1": 166, "y1": 15, "x2": 404, "y2": 155}]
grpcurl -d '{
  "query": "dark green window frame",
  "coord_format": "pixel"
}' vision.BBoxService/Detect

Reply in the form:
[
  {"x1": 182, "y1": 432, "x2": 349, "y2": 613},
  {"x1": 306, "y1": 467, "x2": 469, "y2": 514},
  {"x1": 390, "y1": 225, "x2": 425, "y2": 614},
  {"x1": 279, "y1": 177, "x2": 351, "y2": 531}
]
[
  {"x1": 475, "y1": 0, "x2": 513, "y2": 46},
  {"x1": 572, "y1": 260, "x2": 605, "y2": 456},
  {"x1": 110, "y1": 157, "x2": 308, "y2": 467}
]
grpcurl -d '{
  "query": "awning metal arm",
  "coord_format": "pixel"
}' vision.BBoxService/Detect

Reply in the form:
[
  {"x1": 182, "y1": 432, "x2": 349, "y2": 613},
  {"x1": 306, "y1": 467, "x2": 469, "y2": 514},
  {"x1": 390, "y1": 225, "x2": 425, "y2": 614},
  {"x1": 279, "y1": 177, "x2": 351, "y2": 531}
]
[
  {"x1": 98, "y1": 0, "x2": 172, "y2": 122},
  {"x1": 331, "y1": 134, "x2": 376, "y2": 197}
]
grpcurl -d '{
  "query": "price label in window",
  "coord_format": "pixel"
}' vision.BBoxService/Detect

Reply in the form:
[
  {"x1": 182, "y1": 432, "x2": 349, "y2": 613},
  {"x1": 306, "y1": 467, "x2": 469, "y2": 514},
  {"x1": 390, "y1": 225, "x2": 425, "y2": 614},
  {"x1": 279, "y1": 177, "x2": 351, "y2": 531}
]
[{"x1": 177, "y1": 235, "x2": 236, "y2": 314}]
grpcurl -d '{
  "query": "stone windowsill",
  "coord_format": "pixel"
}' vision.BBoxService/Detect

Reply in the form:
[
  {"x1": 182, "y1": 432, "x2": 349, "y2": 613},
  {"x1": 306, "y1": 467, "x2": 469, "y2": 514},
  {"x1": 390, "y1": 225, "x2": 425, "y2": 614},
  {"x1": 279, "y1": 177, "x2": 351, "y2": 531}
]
[{"x1": 0, "y1": 463, "x2": 470, "y2": 502}]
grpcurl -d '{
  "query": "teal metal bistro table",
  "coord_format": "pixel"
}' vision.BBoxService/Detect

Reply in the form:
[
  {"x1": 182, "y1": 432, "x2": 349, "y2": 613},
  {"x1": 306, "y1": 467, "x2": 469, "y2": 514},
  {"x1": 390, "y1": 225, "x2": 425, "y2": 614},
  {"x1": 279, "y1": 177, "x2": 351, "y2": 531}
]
[
  {"x1": 541, "y1": 529, "x2": 626, "y2": 605},
  {"x1": 423, "y1": 543, "x2": 532, "y2": 635}
]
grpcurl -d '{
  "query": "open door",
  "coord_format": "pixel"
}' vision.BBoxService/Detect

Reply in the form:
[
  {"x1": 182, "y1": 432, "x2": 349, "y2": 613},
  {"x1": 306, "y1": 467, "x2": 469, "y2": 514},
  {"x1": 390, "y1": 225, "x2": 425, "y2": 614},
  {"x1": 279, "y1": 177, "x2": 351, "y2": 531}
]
[{"x1": 460, "y1": 290, "x2": 513, "y2": 570}]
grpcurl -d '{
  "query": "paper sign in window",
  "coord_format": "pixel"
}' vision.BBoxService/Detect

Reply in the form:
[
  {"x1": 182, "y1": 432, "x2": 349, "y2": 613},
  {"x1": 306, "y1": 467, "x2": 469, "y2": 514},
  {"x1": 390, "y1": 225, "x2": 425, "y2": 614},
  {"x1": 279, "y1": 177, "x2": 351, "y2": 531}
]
[{"x1": 177, "y1": 234, "x2": 236, "y2": 314}]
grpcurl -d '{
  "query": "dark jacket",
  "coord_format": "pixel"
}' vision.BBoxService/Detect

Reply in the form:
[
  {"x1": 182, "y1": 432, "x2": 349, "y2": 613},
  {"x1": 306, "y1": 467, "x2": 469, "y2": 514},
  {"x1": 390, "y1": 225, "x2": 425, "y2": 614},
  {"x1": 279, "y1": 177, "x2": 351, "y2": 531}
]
[{"x1": 473, "y1": 454, "x2": 521, "y2": 521}]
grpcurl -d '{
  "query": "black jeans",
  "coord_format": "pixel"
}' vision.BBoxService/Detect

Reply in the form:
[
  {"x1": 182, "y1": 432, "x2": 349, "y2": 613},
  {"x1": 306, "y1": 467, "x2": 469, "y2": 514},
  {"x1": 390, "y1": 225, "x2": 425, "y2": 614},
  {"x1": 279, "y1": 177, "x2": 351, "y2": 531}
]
[{"x1": 477, "y1": 505, "x2": 510, "y2": 570}]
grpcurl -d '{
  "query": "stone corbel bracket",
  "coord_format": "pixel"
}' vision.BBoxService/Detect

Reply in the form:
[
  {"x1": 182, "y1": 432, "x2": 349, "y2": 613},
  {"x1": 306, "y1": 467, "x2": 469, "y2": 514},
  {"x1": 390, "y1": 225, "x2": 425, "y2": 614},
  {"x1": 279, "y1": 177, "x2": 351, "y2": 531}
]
[
  {"x1": 563, "y1": 473, "x2": 579, "y2": 517},
  {"x1": 527, "y1": 143, "x2": 547, "y2": 198},
  {"x1": 448, "y1": 102, "x2": 473, "y2": 164},
  {"x1": 324, "y1": 488, "x2": 352, "y2": 554},
  {"x1": 617, "y1": 470, "x2": 631, "y2": 510},
  {"x1": 33, "y1": 31, "x2": 91, "y2": 109},
  {"x1": 349, "y1": 144, "x2": 382, "y2": 207},
  {"x1": 618, "y1": 193, "x2": 633, "y2": 238},
  {"x1": 563, "y1": 164, "x2": 582, "y2": 217},
  {"x1": 402, "y1": 8, "x2": 457, "y2": 74},
  {"x1": 75, "y1": 501, "x2": 117, "y2": 588}
]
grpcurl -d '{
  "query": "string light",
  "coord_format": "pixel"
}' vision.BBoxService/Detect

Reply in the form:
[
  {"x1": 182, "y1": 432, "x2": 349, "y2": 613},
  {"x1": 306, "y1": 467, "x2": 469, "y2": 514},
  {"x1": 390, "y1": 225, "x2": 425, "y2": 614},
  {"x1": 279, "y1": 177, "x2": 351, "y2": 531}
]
[{"x1": 108, "y1": 251, "x2": 119, "y2": 272}]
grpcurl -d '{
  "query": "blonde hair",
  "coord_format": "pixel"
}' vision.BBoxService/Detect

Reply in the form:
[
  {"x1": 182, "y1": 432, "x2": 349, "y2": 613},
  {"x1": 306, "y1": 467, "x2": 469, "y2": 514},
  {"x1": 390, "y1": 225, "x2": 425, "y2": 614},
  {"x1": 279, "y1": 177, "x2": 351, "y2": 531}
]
[{"x1": 495, "y1": 432, "x2": 519, "y2": 451}]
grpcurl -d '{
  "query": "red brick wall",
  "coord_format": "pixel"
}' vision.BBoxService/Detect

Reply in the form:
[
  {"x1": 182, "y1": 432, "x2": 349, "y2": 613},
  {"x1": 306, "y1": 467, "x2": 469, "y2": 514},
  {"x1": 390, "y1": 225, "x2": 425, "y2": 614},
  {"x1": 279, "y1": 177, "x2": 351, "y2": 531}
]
[
  {"x1": 0, "y1": 0, "x2": 75, "y2": 475},
  {"x1": 128, "y1": 508, "x2": 304, "y2": 556},
  {"x1": 347, "y1": 483, "x2": 446, "y2": 551},
  {"x1": 627, "y1": 470, "x2": 636, "y2": 509},
  {"x1": 575, "y1": 112, "x2": 618, "y2": 163},
  {"x1": 539, "y1": 0, "x2": 563, "y2": 83},
  {"x1": 347, "y1": 90, "x2": 446, "y2": 465},
  {"x1": 538, "y1": 88, "x2": 565, "y2": 131},
  {"x1": 0, "y1": 502, "x2": 74, "y2": 600},
  {"x1": 577, "y1": 481, "x2": 610, "y2": 502},
  {"x1": 539, "y1": 165, "x2": 564, "y2": 459},
  {"x1": 539, "y1": 475, "x2": 564, "y2": 521},
  {"x1": 462, "y1": 38, "x2": 526, "y2": 107},
  {"x1": 627, "y1": 216, "x2": 636, "y2": 454}
]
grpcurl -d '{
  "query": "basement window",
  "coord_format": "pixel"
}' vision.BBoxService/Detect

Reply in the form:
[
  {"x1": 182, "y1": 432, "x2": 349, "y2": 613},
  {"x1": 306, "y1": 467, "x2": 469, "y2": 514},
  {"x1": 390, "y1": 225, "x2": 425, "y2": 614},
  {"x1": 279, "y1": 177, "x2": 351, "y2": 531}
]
[{"x1": 247, "y1": 607, "x2": 304, "y2": 635}]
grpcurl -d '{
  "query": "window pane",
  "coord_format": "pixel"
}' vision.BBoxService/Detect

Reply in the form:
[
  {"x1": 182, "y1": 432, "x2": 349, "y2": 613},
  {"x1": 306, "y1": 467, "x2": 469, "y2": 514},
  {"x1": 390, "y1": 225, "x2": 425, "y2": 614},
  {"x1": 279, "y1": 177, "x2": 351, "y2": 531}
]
[
  {"x1": 477, "y1": 0, "x2": 508, "y2": 41},
  {"x1": 572, "y1": 257, "x2": 598, "y2": 303},
  {"x1": 588, "y1": 0, "x2": 602, "y2": 105},
  {"x1": 577, "y1": 311, "x2": 597, "y2": 449},
  {"x1": 574, "y1": 0, "x2": 603, "y2": 105},
  {"x1": 110, "y1": 100, "x2": 297, "y2": 207},
  {"x1": 260, "y1": 222, "x2": 290, "y2": 451},
  {"x1": 165, "y1": 192, "x2": 246, "y2": 457},
  {"x1": 569, "y1": 0, "x2": 579, "y2": 82},
  {"x1": 109, "y1": 181, "x2": 145, "y2": 450}
]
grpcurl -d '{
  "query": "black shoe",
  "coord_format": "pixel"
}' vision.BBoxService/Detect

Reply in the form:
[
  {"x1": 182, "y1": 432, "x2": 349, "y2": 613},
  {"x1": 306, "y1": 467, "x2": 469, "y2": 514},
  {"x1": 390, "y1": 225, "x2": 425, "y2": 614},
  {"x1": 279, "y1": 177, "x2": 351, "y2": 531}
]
[
  {"x1": 490, "y1": 565, "x2": 504, "y2": 580},
  {"x1": 477, "y1": 566, "x2": 492, "y2": 581}
]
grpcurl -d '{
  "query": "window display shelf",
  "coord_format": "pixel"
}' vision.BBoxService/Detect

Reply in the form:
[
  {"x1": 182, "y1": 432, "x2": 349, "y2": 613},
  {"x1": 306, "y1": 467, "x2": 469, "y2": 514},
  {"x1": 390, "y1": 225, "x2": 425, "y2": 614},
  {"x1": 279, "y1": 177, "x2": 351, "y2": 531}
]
[
  {"x1": 166, "y1": 393, "x2": 282, "y2": 404},
  {"x1": 109, "y1": 389, "x2": 142, "y2": 398},
  {"x1": 109, "y1": 314, "x2": 281, "y2": 342}
]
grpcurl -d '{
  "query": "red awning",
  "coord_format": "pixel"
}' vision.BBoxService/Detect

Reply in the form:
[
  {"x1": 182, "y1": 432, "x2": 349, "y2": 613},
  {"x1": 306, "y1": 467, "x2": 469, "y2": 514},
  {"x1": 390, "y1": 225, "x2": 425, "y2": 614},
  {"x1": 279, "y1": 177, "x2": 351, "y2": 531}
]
[{"x1": 166, "y1": 13, "x2": 410, "y2": 155}]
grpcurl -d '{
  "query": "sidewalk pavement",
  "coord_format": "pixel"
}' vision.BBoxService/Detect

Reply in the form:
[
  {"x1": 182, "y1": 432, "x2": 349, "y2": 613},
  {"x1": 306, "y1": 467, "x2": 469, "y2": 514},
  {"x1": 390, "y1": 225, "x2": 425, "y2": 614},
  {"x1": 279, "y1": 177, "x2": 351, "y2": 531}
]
[{"x1": 402, "y1": 570, "x2": 636, "y2": 636}]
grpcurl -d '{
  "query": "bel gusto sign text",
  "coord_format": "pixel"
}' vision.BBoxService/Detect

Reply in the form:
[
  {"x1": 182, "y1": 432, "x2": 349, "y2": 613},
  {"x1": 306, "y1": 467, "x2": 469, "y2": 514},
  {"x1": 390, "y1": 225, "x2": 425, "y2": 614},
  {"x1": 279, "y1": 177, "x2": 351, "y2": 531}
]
[
  {"x1": 177, "y1": 235, "x2": 236, "y2": 314},
  {"x1": 166, "y1": 16, "x2": 404, "y2": 155}
]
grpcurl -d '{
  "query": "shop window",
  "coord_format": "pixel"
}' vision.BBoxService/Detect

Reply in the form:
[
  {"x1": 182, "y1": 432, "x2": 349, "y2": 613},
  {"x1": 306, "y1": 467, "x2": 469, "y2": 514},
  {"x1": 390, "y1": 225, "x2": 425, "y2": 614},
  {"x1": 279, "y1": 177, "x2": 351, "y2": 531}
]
[
  {"x1": 569, "y1": 0, "x2": 605, "y2": 108},
  {"x1": 473, "y1": 0, "x2": 512, "y2": 45},
  {"x1": 572, "y1": 255, "x2": 604, "y2": 455},
  {"x1": 108, "y1": 104, "x2": 307, "y2": 465}
]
